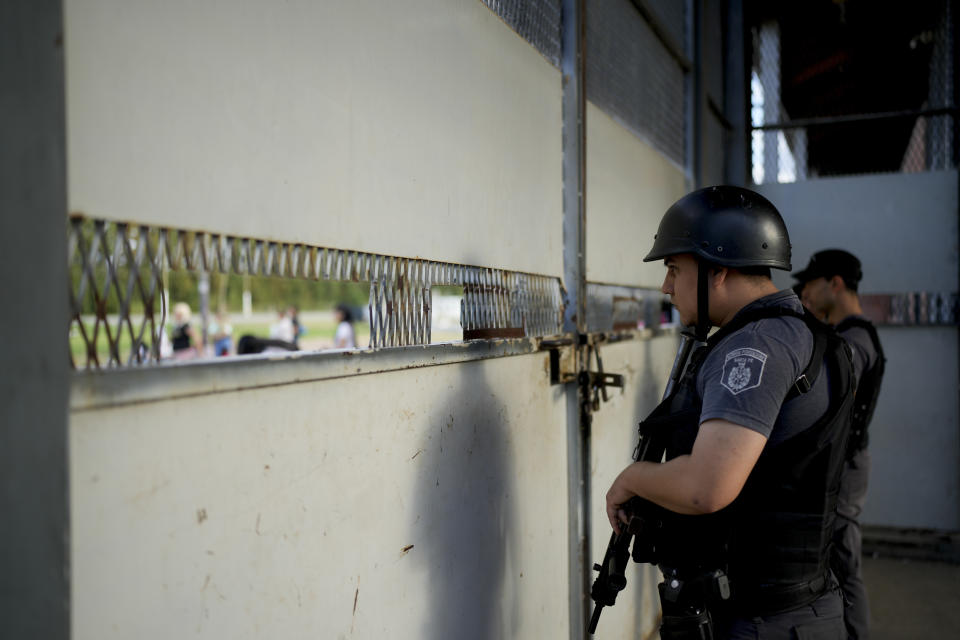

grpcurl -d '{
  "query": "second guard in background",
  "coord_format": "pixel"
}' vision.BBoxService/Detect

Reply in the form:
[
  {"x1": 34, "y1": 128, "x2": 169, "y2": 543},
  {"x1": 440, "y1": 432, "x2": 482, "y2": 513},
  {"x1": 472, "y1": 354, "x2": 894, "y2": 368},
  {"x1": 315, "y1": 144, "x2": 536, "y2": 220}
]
[
  {"x1": 604, "y1": 186, "x2": 857, "y2": 639},
  {"x1": 794, "y1": 249, "x2": 886, "y2": 640}
]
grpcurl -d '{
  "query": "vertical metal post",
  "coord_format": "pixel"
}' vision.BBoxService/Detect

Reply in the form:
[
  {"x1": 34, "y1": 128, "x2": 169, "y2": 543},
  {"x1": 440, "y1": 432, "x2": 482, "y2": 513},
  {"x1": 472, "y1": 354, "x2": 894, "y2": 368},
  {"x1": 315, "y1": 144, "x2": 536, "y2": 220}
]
[
  {"x1": 953, "y1": 0, "x2": 960, "y2": 527},
  {"x1": 759, "y1": 20, "x2": 781, "y2": 184},
  {"x1": 562, "y1": 0, "x2": 589, "y2": 637},
  {"x1": 723, "y1": 0, "x2": 748, "y2": 186},
  {"x1": 685, "y1": 0, "x2": 703, "y2": 189},
  {"x1": 198, "y1": 271, "x2": 210, "y2": 351},
  {"x1": 0, "y1": 0, "x2": 70, "y2": 637}
]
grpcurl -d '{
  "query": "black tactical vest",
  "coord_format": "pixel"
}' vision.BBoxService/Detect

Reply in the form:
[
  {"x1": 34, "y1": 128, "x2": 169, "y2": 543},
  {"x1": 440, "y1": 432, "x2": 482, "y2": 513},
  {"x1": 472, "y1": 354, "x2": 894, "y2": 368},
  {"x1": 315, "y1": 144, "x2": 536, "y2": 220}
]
[
  {"x1": 835, "y1": 316, "x2": 885, "y2": 455},
  {"x1": 631, "y1": 306, "x2": 855, "y2": 617}
]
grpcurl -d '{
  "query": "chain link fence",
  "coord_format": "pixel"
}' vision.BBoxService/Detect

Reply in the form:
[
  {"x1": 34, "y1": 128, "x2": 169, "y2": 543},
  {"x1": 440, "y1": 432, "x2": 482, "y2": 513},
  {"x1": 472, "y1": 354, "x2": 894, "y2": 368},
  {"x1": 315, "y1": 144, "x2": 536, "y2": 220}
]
[
  {"x1": 586, "y1": 0, "x2": 687, "y2": 166},
  {"x1": 748, "y1": 0, "x2": 956, "y2": 184},
  {"x1": 484, "y1": 0, "x2": 689, "y2": 168},
  {"x1": 481, "y1": 0, "x2": 563, "y2": 66}
]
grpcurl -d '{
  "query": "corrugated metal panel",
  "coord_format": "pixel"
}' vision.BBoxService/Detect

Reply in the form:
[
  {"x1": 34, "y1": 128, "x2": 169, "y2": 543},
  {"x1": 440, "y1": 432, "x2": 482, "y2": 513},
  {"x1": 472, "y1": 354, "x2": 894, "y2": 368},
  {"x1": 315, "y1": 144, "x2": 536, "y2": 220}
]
[{"x1": 586, "y1": 0, "x2": 686, "y2": 166}]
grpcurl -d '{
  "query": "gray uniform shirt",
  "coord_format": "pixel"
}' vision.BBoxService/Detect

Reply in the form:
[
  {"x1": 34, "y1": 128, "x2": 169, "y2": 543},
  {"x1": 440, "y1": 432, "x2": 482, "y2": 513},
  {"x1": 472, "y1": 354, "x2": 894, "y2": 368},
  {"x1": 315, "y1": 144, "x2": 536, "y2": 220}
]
[{"x1": 696, "y1": 290, "x2": 831, "y2": 446}]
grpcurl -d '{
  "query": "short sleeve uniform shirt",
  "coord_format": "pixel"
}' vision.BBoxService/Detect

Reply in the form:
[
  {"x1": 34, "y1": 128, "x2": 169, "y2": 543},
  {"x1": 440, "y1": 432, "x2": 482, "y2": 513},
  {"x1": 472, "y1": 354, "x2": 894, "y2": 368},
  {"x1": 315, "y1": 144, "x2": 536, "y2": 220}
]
[{"x1": 696, "y1": 290, "x2": 831, "y2": 446}]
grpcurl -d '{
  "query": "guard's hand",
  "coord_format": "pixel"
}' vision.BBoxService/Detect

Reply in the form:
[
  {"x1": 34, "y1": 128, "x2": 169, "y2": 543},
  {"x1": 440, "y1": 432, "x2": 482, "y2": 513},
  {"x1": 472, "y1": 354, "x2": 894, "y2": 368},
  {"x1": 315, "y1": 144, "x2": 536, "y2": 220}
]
[{"x1": 605, "y1": 468, "x2": 636, "y2": 534}]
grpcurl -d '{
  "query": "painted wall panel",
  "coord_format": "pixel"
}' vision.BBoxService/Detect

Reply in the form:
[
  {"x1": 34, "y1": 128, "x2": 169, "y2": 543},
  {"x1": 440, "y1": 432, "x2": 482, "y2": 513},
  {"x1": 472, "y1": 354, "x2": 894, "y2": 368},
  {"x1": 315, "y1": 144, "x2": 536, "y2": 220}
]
[
  {"x1": 587, "y1": 335, "x2": 682, "y2": 638},
  {"x1": 586, "y1": 104, "x2": 689, "y2": 288},
  {"x1": 70, "y1": 354, "x2": 569, "y2": 639},
  {"x1": 865, "y1": 328, "x2": 959, "y2": 530},
  {"x1": 757, "y1": 173, "x2": 959, "y2": 530},
  {"x1": 756, "y1": 171, "x2": 958, "y2": 293},
  {"x1": 64, "y1": 0, "x2": 563, "y2": 276}
]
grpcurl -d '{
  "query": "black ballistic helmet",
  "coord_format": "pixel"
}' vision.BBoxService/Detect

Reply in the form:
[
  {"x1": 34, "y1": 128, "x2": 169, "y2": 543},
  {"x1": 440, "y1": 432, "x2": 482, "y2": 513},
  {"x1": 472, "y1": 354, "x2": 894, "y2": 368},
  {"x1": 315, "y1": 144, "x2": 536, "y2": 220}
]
[{"x1": 644, "y1": 185, "x2": 792, "y2": 270}]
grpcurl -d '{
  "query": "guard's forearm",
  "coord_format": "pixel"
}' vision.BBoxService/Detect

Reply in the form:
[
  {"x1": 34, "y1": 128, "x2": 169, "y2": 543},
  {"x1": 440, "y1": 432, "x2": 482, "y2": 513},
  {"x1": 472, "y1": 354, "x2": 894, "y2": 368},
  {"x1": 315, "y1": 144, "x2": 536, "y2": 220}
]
[{"x1": 618, "y1": 457, "x2": 718, "y2": 515}]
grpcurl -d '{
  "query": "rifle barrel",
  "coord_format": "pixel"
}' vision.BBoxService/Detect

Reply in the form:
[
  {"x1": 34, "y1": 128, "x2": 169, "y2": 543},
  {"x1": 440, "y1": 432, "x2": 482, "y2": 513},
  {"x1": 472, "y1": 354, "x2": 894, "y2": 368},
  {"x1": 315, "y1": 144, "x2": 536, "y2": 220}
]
[
  {"x1": 661, "y1": 331, "x2": 696, "y2": 400},
  {"x1": 587, "y1": 604, "x2": 603, "y2": 634}
]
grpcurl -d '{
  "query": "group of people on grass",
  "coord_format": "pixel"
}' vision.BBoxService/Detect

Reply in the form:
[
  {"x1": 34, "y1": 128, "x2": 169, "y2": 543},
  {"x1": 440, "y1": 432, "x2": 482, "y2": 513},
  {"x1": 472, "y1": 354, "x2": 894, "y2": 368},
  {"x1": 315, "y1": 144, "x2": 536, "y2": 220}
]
[{"x1": 165, "y1": 302, "x2": 356, "y2": 359}]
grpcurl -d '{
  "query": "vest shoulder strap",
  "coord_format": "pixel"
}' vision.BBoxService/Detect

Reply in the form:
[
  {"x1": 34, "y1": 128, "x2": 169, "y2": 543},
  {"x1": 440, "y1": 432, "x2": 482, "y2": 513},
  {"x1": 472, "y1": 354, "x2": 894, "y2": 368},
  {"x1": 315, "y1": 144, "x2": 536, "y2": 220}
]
[
  {"x1": 705, "y1": 306, "x2": 830, "y2": 398},
  {"x1": 835, "y1": 315, "x2": 886, "y2": 363},
  {"x1": 835, "y1": 316, "x2": 885, "y2": 453}
]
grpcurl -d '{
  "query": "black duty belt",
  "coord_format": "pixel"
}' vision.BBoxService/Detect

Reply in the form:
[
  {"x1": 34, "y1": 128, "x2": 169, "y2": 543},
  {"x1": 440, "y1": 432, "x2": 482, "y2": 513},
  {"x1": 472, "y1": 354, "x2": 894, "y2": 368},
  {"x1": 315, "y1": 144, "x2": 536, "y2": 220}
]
[{"x1": 733, "y1": 572, "x2": 830, "y2": 617}]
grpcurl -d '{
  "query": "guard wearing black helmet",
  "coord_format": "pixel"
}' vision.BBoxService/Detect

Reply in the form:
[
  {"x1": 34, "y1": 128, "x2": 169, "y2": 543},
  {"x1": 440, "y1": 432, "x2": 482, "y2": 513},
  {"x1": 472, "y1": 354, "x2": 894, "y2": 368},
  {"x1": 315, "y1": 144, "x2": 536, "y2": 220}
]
[
  {"x1": 605, "y1": 186, "x2": 855, "y2": 639},
  {"x1": 794, "y1": 249, "x2": 885, "y2": 640}
]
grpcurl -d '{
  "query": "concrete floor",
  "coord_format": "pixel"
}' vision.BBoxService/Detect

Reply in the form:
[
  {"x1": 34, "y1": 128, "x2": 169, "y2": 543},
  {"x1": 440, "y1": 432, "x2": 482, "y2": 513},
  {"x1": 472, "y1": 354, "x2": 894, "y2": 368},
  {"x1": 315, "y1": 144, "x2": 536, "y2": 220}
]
[{"x1": 862, "y1": 555, "x2": 960, "y2": 639}]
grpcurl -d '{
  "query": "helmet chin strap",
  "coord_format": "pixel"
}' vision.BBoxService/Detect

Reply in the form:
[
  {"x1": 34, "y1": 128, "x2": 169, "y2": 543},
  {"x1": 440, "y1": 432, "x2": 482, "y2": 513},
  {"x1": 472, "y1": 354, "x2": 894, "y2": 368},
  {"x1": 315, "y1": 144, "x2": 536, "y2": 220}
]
[{"x1": 695, "y1": 259, "x2": 710, "y2": 341}]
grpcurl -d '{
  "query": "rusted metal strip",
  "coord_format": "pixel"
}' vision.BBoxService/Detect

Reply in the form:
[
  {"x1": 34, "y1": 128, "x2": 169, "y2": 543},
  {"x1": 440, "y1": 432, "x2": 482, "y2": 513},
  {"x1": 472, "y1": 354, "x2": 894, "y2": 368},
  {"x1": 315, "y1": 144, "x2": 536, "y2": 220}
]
[{"x1": 463, "y1": 328, "x2": 525, "y2": 340}]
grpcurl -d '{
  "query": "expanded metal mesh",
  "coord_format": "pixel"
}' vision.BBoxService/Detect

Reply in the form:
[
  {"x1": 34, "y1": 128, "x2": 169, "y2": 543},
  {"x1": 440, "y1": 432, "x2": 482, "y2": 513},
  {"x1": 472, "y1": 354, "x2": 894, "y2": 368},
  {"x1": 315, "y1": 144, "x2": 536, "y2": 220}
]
[
  {"x1": 586, "y1": 0, "x2": 686, "y2": 166},
  {"x1": 68, "y1": 217, "x2": 564, "y2": 369},
  {"x1": 749, "y1": 0, "x2": 956, "y2": 184},
  {"x1": 480, "y1": 0, "x2": 563, "y2": 66},
  {"x1": 585, "y1": 283, "x2": 666, "y2": 332}
]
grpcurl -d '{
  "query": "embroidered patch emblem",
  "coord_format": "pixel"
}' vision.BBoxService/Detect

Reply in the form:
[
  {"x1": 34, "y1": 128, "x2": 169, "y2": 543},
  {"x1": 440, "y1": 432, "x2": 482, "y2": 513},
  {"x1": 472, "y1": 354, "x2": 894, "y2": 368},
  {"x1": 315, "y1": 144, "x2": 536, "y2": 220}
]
[{"x1": 721, "y1": 347, "x2": 767, "y2": 395}]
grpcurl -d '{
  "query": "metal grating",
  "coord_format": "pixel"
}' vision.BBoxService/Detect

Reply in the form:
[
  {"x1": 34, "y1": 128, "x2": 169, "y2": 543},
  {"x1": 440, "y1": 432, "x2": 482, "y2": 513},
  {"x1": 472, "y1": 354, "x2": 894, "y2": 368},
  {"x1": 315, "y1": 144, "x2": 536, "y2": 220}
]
[
  {"x1": 642, "y1": 0, "x2": 687, "y2": 55},
  {"x1": 68, "y1": 219, "x2": 167, "y2": 369},
  {"x1": 480, "y1": 0, "x2": 563, "y2": 67},
  {"x1": 749, "y1": 0, "x2": 956, "y2": 184},
  {"x1": 68, "y1": 216, "x2": 565, "y2": 369},
  {"x1": 585, "y1": 283, "x2": 666, "y2": 333},
  {"x1": 461, "y1": 269, "x2": 563, "y2": 339},
  {"x1": 861, "y1": 292, "x2": 959, "y2": 327},
  {"x1": 586, "y1": 0, "x2": 687, "y2": 166}
]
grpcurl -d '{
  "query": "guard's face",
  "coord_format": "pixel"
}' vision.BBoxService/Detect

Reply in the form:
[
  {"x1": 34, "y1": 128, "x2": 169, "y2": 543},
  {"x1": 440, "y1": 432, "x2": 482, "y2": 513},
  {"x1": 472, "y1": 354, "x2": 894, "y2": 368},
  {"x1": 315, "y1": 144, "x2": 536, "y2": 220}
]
[
  {"x1": 800, "y1": 276, "x2": 832, "y2": 321},
  {"x1": 661, "y1": 253, "x2": 699, "y2": 327}
]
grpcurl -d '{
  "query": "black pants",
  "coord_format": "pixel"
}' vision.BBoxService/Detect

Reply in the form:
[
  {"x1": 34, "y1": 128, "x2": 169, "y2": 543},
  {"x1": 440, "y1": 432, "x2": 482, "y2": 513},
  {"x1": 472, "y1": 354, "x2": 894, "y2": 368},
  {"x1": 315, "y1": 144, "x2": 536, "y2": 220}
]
[
  {"x1": 832, "y1": 448, "x2": 871, "y2": 640},
  {"x1": 716, "y1": 589, "x2": 845, "y2": 639}
]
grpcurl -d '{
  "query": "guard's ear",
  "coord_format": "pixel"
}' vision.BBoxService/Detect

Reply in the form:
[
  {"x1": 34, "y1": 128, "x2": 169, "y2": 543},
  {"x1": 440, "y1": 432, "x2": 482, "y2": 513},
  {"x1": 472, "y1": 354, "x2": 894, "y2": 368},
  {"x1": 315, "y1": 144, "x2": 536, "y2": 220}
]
[
  {"x1": 710, "y1": 265, "x2": 729, "y2": 287},
  {"x1": 828, "y1": 274, "x2": 845, "y2": 293}
]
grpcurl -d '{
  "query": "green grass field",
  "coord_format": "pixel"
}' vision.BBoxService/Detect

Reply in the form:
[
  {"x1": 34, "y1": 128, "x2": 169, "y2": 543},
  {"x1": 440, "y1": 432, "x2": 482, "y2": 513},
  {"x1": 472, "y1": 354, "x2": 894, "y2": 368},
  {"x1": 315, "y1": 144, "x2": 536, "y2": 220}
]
[
  {"x1": 70, "y1": 317, "x2": 375, "y2": 366},
  {"x1": 69, "y1": 307, "x2": 466, "y2": 366}
]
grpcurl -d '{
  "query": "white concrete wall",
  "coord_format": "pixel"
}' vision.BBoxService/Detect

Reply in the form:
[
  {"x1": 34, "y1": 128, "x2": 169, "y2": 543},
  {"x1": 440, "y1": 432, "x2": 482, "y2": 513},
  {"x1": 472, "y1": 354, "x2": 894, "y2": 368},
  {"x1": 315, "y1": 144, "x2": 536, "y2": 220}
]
[
  {"x1": 757, "y1": 172, "x2": 960, "y2": 530},
  {"x1": 65, "y1": 0, "x2": 563, "y2": 277},
  {"x1": 70, "y1": 354, "x2": 569, "y2": 639}
]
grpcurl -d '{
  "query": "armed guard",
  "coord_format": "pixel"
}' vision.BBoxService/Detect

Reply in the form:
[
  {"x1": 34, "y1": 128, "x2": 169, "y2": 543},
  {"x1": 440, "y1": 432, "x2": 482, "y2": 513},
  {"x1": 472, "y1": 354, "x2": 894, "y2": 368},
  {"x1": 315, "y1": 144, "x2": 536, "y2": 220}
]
[
  {"x1": 603, "y1": 186, "x2": 856, "y2": 639},
  {"x1": 794, "y1": 249, "x2": 885, "y2": 640}
]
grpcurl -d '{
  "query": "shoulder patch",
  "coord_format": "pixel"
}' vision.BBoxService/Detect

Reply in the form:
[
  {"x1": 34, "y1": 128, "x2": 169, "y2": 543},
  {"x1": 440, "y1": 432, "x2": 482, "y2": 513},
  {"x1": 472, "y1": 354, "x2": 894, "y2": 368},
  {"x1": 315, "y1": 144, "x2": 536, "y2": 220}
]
[{"x1": 720, "y1": 347, "x2": 768, "y2": 395}]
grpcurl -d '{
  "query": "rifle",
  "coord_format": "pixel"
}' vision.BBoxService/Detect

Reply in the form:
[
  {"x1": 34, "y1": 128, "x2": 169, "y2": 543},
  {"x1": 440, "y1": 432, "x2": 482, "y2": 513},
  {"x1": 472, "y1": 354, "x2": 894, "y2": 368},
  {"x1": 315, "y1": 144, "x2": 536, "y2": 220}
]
[
  {"x1": 587, "y1": 505, "x2": 642, "y2": 633},
  {"x1": 587, "y1": 331, "x2": 696, "y2": 634}
]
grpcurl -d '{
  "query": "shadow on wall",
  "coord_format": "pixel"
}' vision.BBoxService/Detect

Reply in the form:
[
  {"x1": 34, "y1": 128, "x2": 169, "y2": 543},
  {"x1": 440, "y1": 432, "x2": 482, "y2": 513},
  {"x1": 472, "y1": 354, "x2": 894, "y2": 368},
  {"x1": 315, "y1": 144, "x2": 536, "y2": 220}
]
[
  {"x1": 633, "y1": 335, "x2": 672, "y2": 427},
  {"x1": 630, "y1": 336, "x2": 676, "y2": 635},
  {"x1": 412, "y1": 362, "x2": 519, "y2": 640}
]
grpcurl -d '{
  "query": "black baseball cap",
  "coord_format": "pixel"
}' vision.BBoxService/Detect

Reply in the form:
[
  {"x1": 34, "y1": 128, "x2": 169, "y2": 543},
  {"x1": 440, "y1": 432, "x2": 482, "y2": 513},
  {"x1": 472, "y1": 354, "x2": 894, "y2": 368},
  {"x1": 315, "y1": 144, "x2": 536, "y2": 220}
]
[{"x1": 792, "y1": 249, "x2": 862, "y2": 287}]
